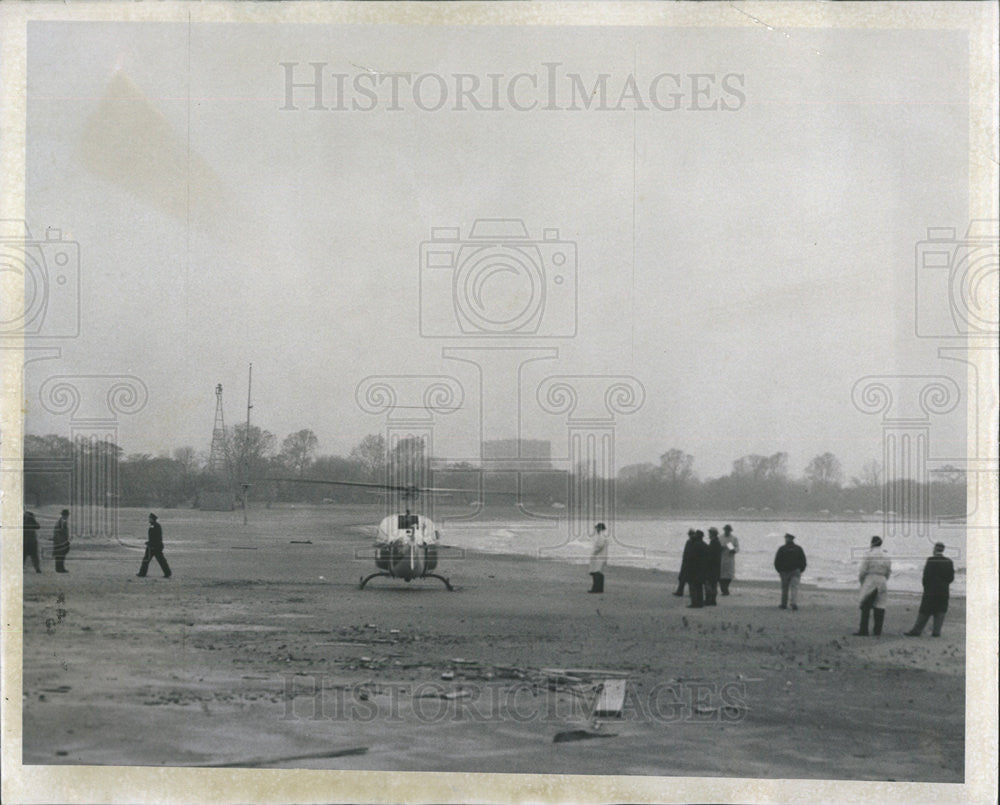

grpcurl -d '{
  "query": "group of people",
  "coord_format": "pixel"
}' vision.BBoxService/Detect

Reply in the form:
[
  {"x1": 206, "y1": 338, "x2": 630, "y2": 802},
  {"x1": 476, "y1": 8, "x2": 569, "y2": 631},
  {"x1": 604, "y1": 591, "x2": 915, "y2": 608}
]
[
  {"x1": 22, "y1": 508, "x2": 71, "y2": 573},
  {"x1": 672, "y1": 525, "x2": 740, "y2": 608},
  {"x1": 852, "y1": 534, "x2": 955, "y2": 638},
  {"x1": 23, "y1": 509, "x2": 171, "y2": 578},
  {"x1": 28, "y1": 509, "x2": 956, "y2": 638},
  {"x1": 588, "y1": 522, "x2": 956, "y2": 637}
]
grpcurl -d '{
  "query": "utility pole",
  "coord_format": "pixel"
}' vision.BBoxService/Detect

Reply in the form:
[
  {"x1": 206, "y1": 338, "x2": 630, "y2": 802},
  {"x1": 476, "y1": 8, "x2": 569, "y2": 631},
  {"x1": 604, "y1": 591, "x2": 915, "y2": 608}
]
[{"x1": 241, "y1": 363, "x2": 253, "y2": 526}]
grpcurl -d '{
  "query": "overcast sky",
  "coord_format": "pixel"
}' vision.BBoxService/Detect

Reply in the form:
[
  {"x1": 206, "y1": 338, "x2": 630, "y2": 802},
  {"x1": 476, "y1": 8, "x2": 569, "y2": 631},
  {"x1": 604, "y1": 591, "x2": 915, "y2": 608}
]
[{"x1": 21, "y1": 22, "x2": 970, "y2": 479}]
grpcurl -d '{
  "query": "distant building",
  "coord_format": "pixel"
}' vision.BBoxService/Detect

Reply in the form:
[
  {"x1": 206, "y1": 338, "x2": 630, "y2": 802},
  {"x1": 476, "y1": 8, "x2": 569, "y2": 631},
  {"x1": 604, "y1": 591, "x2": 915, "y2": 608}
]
[{"x1": 482, "y1": 439, "x2": 552, "y2": 471}]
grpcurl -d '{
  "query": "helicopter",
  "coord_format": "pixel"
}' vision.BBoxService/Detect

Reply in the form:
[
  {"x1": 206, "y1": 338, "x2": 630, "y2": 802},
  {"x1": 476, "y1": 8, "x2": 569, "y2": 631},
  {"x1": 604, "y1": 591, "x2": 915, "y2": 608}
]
[{"x1": 262, "y1": 477, "x2": 473, "y2": 590}]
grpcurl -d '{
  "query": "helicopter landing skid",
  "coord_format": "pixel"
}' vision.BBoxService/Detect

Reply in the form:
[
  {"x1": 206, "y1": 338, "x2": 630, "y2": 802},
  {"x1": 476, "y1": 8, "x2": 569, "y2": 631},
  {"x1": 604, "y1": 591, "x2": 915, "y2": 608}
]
[{"x1": 359, "y1": 572, "x2": 454, "y2": 591}]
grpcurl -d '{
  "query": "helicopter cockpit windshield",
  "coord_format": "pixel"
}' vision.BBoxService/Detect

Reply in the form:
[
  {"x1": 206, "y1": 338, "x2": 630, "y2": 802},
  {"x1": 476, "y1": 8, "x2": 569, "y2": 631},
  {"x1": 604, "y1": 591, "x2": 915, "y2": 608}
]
[{"x1": 376, "y1": 512, "x2": 439, "y2": 546}]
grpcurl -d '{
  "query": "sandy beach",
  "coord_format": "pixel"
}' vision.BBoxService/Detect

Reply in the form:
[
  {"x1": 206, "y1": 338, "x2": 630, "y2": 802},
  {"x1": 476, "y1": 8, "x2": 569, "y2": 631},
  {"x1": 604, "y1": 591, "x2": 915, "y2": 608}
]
[{"x1": 20, "y1": 506, "x2": 965, "y2": 782}]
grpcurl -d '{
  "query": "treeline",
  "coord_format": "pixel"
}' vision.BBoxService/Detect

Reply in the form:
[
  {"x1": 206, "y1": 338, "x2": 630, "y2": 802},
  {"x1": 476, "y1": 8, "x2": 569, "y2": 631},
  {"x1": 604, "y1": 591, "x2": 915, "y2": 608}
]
[
  {"x1": 22, "y1": 433, "x2": 967, "y2": 517},
  {"x1": 615, "y1": 449, "x2": 967, "y2": 517}
]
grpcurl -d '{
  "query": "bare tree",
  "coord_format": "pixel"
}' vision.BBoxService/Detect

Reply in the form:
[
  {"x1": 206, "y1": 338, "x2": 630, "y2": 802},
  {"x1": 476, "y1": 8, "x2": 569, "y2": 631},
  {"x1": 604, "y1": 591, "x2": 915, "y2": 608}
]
[
  {"x1": 658, "y1": 448, "x2": 695, "y2": 484},
  {"x1": 859, "y1": 459, "x2": 883, "y2": 487},
  {"x1": 805, "y1": 452, "x2": 844, "y2": 488},
  {"x1": 349, "y1": 434, "x2": 386, "y2": 481},
  {"x1": 227, "y1": 423, "x2": 276, "y2": 483},
  {"x1": 280, "y1": 429, "x2": 319, "y2": 476},
  {"x1": 733, "y1": 452, "x2": 788, "y2": 480},
  {"x1": 172, "y1": 446, "x2": 200, "y2": 474}
]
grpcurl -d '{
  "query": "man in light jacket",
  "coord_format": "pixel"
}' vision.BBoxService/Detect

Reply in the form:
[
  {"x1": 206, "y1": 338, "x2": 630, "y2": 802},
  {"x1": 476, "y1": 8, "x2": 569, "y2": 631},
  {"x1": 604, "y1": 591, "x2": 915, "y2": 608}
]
[
  {"x1": 588, "y1": 522, "x2": 608, "y2": 594},
  {"x1": 854, "y1": 535, "x2": 891, "y2": 636},
  {"x1": 719, "y1": 524, "x2": 739, "y2": 595}
]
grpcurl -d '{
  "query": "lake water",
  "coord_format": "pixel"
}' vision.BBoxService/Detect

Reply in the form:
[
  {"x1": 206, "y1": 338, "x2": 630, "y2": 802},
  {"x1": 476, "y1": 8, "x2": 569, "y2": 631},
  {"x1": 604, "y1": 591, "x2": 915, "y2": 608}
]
[{"x1": 440, "y1": 516, "x2": 967, "y2": 596}]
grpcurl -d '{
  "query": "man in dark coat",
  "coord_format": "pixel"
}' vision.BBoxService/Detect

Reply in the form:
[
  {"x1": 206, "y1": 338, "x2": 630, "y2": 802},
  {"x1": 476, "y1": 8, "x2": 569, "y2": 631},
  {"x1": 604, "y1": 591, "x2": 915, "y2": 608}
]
[
  {"x1": 137, "y1": 512, "x2": 172, "y2": 578},
  {"x1": 704, "y1": 527, "x2": 723, "y2": 606},
  {"x1": 52, "y1": 509, "x2": 70, "y2": 573},
  {"x1": 23, "y1": 511, "x2": 42, "y2": 573},
  {"x1": 905, "y1": 543, "x2": 955, "y2": 637},
  {"x1": 673, "y1": 529, "x2": 696, "y2": 596},
  {"x1": 773, "y1": 533, "x2": 807, "y2": 610},
  {"x1": 683, "y1": 530, "x2": 710, "y2": 608}
]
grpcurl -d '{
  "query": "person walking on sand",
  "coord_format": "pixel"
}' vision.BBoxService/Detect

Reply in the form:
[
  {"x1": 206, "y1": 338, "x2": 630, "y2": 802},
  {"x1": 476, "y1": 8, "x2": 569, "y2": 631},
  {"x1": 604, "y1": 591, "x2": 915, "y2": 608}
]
[
  {"x1": 137, "y1": 513, "x2": 172, "y2": 578},
  {"x1": 854, "y1": 535, "x2": 891, "y2": 636},
  {"x1": 683, "y1": 530, "x2": 710, "y2": 608},
  {"x1": 704, "y1": 528, "x2": 723, "y2": 606},
  {"x1": 673, "y1": 529, "x2": 695, "y2": 596},
  {"x1": 773, "y1": 533, "x2": 806, "y2": 610},
  {"x1": 719, "y1": 524, "x2": 739, "y2": 595},
  {"x1": 587, "y1": 522, "x2": 608, "y2": 593},
  {"x1": 52, "y1": 508, "x2": 70, "y2": 573},
  {"x1": 905, "y1": 542, "x2": 954, "y2": 637},
  {"x1": 23, "y1": 510, "x2": 42, "y2": 573}
]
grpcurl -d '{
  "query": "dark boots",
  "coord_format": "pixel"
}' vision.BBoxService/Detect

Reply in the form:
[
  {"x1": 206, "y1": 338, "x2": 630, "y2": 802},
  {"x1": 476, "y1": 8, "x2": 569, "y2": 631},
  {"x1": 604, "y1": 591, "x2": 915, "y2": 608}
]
[
  {"x1": 588, "y1": 572, "x2": 604, "y2": 593},
  {"x1": 854, "y1": 606, "x2": 871, "y2": 636},
  {"x1": 905, "y1": 613, "x2": 930, "y2": 636},
  {"x1": 855, "y1": 607, "x2": 885, "y2": 636},
  {"x1": 688, "y1": 581, "x2": 704, "y2": 608},
  {"x1": 872, "y1": 608, "x2": 885, "y2": 636},
  {"x1": 906, "y1": 612, "x2": 945, "y2": 637}
]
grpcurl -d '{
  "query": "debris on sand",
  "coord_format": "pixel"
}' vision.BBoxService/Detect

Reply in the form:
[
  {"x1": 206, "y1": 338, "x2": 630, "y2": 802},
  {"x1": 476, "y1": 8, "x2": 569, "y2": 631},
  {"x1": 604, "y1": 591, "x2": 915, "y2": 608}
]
[
  {"x1": 209, "y1": 746, "x2": 369, "y2": 767},
  {"x1": 553, "y1": 730, "x2": 617, "y2": 743},
  {"x1": 592, "y1": 679, "x2": 628, "y2": 717},
  {"x1": 414, "y1": 688, "x2": 470, "y2": 701}
]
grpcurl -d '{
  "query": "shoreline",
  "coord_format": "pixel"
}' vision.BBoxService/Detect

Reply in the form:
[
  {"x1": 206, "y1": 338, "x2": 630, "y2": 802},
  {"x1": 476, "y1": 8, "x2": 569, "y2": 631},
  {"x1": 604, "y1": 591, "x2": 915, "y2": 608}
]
[{"x1": 22, "y1": 502, "x2": 967, "y2": 599}]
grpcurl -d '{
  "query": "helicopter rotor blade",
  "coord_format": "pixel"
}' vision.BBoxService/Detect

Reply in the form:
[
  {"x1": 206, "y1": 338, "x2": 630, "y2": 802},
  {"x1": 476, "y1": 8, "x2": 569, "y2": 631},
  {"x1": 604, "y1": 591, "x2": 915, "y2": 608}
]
[
  {"x1": 261, "y1": 477, "x2": 523, "y2": 497},
  {"x1": 261, "y1": 477, "x2": 412, "y2": 492}
]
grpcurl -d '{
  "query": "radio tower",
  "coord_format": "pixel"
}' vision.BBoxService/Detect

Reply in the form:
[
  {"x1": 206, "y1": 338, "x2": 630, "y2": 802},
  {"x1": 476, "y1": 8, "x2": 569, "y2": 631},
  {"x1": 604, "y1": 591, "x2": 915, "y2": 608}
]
[{"x1": 207, "y1": 383, "x2": 228, "y2": 479}]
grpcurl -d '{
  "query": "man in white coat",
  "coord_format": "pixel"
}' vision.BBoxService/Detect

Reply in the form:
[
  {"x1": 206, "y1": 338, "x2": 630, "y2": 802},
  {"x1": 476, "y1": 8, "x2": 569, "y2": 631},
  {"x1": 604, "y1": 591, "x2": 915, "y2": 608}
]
[
  {"x1": 588, "y1": 522, "x2": 609, "y2": 594},
  {"x1": 719, "y1": 524, "x2": 739, "y2": 595},
  {"x1": 854, "y1": 535, "x2": 892, "y2": 636}
]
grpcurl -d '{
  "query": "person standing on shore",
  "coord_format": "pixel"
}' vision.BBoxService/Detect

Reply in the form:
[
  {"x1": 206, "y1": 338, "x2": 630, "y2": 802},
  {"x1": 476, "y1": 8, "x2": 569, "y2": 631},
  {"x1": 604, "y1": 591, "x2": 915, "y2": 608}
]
[
  {"x1": 52, "y1": 509, "x2": 70, "y2": 573},
  {"x1": 587, "y1": 522, "x2": 608, "y2": 593},
  {"x1": 773, "y1": 533, "x2": 806, "y2": 610},
  {"x1": 683, "y1": 530, "x2": 710, "y2": 608},
  {"x1": 719, "y1": 524, "x2": 739, "y2": 595},
  {"x1": 673, "y1": 529, "x2": 696, "y2": 596},
  {"x1": 705, "y1": 528, "x2": 723, "y2": 606},
  {"x1": 23, "y1": 511, "x2": 42, "y2": 573},
  {"x1": 905, "y1": 542, "x2": 954, "y2": 637},
  {"x1": 854, "y1": 536, "x2": 891, "y2": 636},
  {"x1": 137, "y1": 513, "x2": 172, "y2": 578}
]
